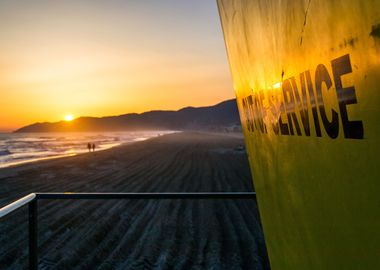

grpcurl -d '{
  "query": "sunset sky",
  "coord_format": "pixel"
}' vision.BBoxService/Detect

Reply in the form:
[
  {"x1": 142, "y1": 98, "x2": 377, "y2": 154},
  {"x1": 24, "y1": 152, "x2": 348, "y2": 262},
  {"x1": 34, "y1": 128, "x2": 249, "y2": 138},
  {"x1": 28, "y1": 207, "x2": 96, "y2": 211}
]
[{"x1": 0, "y1": 0, "x2": 233, "y2": 132}]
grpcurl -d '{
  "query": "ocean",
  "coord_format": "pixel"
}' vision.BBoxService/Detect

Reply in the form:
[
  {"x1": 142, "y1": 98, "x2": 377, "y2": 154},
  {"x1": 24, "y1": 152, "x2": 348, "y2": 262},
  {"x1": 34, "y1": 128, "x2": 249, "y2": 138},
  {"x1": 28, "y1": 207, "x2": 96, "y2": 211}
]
[{"x1": 0, "y1": 131, "x2": 176, "y2": 169}]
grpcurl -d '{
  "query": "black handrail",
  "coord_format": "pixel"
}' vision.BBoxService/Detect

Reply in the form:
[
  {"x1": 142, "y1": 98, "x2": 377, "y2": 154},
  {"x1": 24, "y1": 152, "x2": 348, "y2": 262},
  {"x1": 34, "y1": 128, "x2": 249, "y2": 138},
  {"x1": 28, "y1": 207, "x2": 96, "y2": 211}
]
[
  {"x1": 35, "y1": 192, "x2": 256, "y2": 200},
  {"x1": 0, "y1": 192, "x2": 256, "y2": 270}
]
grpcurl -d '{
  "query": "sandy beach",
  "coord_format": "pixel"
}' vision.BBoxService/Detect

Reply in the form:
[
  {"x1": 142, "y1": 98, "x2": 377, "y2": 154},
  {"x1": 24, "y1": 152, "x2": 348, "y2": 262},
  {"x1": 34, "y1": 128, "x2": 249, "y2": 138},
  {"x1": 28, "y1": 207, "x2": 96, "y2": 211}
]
[{"x1": 0, "y1": 132, "x2": 269, "y2": 270}]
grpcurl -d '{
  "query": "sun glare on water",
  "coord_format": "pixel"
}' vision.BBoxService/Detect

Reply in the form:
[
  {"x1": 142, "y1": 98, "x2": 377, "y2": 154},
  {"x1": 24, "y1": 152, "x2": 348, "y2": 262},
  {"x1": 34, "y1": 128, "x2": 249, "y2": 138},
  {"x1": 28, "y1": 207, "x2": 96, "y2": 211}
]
[{"x1": 64, "y1": 114, "x2": 74, "y2": 121}]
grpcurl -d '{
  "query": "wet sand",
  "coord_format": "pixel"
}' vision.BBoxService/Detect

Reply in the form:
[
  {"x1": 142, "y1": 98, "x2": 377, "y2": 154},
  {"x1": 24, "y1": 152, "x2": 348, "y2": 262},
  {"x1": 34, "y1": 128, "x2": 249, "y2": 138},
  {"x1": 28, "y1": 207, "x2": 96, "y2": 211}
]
[{"x1": 0, "y1": 132, "x2": 269, "y2": 270}]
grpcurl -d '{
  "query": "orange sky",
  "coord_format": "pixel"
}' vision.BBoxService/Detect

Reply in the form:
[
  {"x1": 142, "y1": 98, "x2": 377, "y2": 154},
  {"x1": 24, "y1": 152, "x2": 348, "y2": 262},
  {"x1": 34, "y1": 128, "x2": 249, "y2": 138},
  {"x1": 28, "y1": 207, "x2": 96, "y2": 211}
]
[{"x1": 0, "y1": 0, "x2": 233, "y2": 132}]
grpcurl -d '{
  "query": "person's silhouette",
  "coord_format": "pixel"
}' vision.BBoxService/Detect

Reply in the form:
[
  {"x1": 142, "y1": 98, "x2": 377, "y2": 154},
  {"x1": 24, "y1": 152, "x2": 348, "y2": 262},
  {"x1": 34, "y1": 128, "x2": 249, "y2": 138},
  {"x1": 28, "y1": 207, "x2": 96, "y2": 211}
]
[
  {"x1": 87, "y1": 143, "x2": 91, "y2": 152},
  {"x1": 92, "y1": 143, "x2": 96, "y2": 152}
]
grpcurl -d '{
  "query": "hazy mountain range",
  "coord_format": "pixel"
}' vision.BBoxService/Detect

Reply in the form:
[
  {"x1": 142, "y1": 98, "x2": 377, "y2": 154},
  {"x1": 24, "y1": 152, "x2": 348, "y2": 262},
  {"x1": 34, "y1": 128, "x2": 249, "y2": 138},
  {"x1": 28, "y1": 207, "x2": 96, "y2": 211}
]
[{"x1": 15, "y1": 99, "x2": 241, "y2": 133}]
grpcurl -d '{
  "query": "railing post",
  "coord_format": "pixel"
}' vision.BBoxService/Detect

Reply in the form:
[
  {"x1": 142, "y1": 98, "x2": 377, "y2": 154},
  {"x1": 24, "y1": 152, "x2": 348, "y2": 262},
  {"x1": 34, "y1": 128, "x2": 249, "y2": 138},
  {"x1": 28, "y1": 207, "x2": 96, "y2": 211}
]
[{"x1": 28, "y1": 199, "x2": 38, "y2": 270}]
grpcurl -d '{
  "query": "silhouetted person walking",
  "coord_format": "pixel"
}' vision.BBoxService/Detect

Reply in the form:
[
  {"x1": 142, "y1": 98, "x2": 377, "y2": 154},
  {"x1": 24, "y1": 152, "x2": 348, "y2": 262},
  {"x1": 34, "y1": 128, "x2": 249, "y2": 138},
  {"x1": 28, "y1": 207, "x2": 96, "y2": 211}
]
[
  {"x1": 92, "y1": 143, "x2": 96, "y2": 152},
  {"x1": 87, "y1": 143, "x2": 91, "y2": 152}
]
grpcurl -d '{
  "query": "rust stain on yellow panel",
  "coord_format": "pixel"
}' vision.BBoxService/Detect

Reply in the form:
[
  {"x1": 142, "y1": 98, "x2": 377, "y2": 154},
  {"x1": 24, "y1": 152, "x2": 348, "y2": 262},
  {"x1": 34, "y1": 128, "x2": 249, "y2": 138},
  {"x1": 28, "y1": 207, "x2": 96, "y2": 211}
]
[{"x1": 217, "y1": 0, "x2": 380, "y2": 269}]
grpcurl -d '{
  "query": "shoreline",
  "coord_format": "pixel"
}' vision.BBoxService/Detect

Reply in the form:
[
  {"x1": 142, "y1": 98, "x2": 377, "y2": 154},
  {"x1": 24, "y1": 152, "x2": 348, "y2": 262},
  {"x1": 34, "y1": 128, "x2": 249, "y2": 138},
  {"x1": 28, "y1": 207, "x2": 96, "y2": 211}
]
[{"x1": 0, "y1": 131, "x2": 177, "y2": 171}]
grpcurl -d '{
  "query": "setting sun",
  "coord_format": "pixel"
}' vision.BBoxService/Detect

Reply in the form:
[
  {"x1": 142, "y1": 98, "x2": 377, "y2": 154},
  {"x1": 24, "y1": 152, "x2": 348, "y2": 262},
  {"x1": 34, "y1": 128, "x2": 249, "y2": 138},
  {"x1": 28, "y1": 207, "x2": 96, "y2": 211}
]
[
  {"x1": 0, "y1": 1, "x2": 234, "y2": 132},
  {"x1": 64, "y1": 115, "x2": 74, "y2": 121}
]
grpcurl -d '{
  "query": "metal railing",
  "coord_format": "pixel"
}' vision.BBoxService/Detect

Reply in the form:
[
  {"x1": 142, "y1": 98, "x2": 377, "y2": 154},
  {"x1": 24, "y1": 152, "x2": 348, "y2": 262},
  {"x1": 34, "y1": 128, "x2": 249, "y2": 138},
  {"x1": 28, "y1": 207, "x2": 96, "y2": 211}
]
[{"x1": 0, "y1": 192, "x2": 256, "y2": 270}]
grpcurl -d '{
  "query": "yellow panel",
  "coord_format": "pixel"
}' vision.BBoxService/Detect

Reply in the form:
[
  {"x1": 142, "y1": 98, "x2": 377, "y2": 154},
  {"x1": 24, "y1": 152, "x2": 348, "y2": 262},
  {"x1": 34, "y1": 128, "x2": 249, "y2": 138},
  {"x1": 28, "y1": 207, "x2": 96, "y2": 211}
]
[{"x1": 217, "y1": 0, "x2": 380, "y2": 269}]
